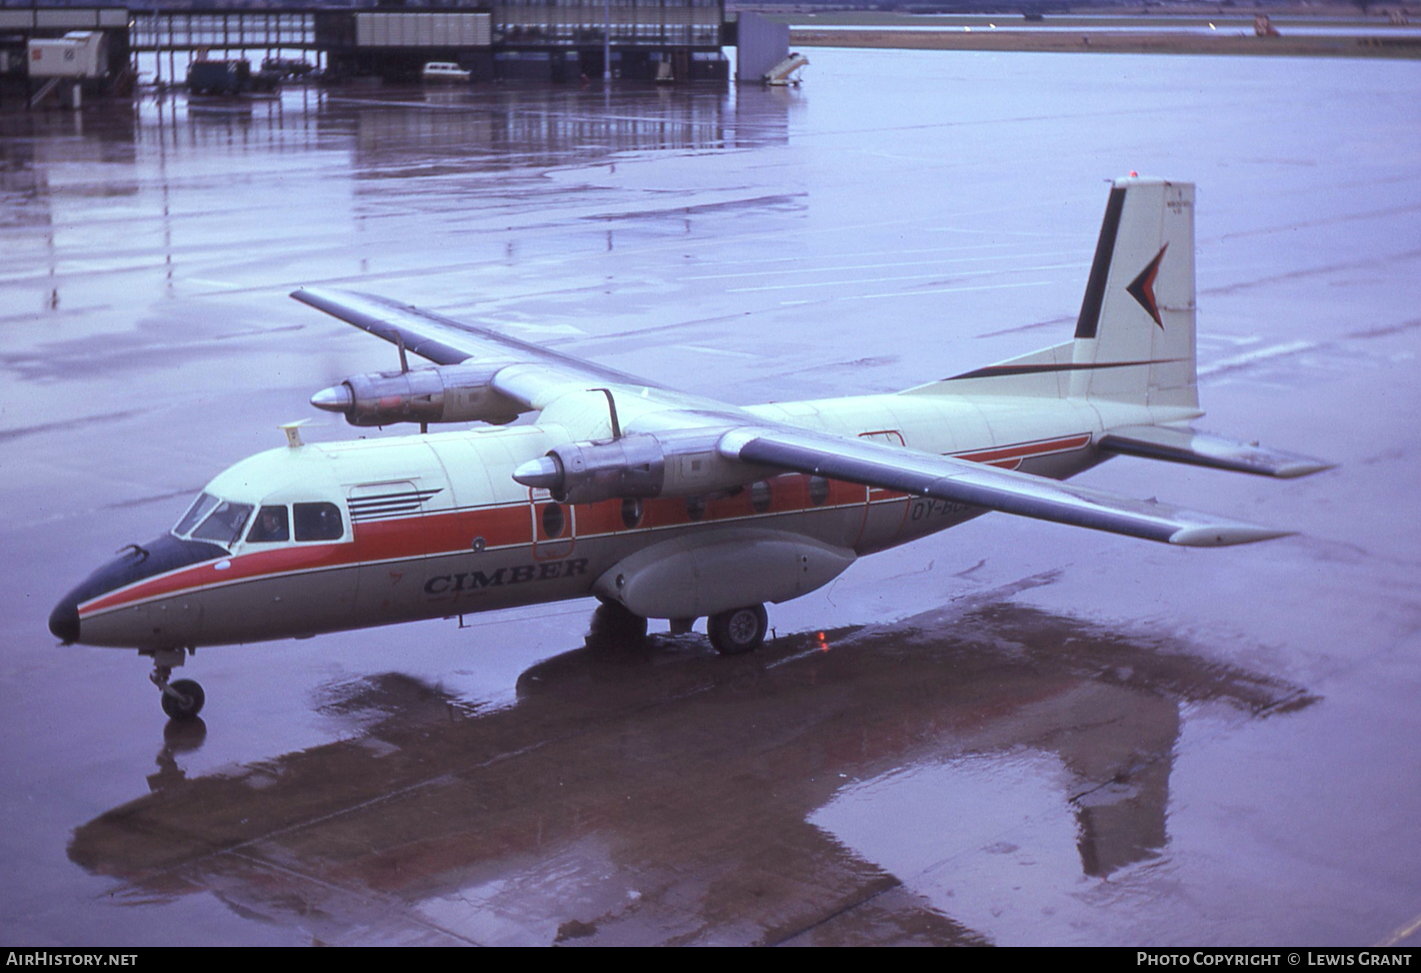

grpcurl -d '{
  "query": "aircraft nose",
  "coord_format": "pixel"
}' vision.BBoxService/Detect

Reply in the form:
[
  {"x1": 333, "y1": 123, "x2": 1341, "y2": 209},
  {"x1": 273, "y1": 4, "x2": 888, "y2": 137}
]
[
  {"x1": 47, "y1": 534, "x2": 230, "y2": 648},
  {"x1": 49, "y1": 595, "x2": 80, "y2": 644}
]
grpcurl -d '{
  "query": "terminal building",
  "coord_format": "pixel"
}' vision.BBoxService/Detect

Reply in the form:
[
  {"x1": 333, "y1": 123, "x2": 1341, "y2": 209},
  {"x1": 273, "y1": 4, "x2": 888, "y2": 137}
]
[{"x1": 0, "y1": 1, "x2": 786, "y2": 90}]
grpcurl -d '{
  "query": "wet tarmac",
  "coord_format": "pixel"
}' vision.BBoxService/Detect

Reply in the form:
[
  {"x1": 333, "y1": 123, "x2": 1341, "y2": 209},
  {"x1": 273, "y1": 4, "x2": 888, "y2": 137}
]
[{"x1": 2, "y1": 49, "x2": 1420, "y2": 946}]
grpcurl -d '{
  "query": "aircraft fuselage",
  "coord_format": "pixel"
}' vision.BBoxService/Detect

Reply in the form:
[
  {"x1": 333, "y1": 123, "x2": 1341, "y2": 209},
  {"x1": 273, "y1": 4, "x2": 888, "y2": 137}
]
[{"x1": 52, "y1": 389, "x2": 1148, "y2": 652}]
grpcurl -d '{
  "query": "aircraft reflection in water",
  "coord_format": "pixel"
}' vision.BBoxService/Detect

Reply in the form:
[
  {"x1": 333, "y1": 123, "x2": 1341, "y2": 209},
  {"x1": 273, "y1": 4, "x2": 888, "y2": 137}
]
[
  {"x1": 67, "y1": 603, "x2": 1315, "y2": 946},
  {"x1": 49, "y1": 178, "x2": 1329, "y2": 719}
]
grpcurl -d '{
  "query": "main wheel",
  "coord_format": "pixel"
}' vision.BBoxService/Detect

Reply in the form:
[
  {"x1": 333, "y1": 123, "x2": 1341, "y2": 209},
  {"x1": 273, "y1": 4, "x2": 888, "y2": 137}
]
[
  {"x1": 708, "y1": 604, "x2": 768, "y2": 656},
  {"x1": 588, "y1": 598, "x2": 649, "y2": 645},
  {"x1": 161, "y1": 678, "x2": 205, "y2": 720}
]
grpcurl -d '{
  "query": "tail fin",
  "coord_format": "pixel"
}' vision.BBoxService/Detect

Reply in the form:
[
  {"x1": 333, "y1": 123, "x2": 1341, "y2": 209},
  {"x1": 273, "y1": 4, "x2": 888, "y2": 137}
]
[
  {"x1": 1070, "y1": 177, "x2": 1197, "y2": 408},
  {"x1": 902, "y1": 177, "x2": 1197, "y2": 408}
]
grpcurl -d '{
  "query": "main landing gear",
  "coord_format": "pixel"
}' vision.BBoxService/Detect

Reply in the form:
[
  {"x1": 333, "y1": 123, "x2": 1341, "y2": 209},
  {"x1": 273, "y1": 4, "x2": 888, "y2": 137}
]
[
  {"x1": 589, "y1": 597, "x2": 650, "y2": 646},
  {"x1": 590, "y1": 600, "x2": 772, "y2": 656},
  {"x1": 148, "y1": 650, "x2": 205, "y2": 720},
  {"x1": 707, "y1": 604, "x2": 769, "y2": 656}
]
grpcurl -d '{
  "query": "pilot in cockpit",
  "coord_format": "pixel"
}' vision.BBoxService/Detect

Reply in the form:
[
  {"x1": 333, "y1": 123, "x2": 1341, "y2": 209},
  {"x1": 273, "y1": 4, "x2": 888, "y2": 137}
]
[{"x1": 247, "y1": 506, "x2": 290, "y2": 543}]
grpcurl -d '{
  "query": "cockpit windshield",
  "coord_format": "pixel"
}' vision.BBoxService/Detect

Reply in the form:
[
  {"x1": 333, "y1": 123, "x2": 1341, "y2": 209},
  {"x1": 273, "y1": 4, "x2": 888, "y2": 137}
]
[
  {"x1": 191, "y1": 500, "x2": 254, "y2": 545},
  {"x1": 174, "y1": 493, "x2": 219, "y2": 536},
  {"x1": 174, "y1": 493, "x2": 344, "y2": 547},
  {"x1": 173, "y1": 492, "x2": 254, "y2": 546}
]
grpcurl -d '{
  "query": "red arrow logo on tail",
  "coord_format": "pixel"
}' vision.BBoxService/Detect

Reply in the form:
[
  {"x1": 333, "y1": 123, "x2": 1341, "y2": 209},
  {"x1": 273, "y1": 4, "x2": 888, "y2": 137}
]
[{"x1": 1127, "y1": 244, "x2": 1169, "y2": 329}]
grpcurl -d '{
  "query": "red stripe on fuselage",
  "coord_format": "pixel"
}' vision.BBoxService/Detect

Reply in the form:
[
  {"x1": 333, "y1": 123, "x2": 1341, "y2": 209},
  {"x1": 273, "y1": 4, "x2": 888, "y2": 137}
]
[
  {"x1": 955, "y1": 433, "x2": 1092, "y2": 470},
  {"x1": 78, "y1": 541, "x2": 355, "y2": 617},
  {"x1": 79, "y1": 435, "x2": 1092, "y2": 618}
]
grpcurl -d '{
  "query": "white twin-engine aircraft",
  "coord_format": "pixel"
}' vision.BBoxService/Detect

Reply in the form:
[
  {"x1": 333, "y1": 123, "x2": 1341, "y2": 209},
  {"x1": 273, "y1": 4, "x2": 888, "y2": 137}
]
[{"x1": 51, "y1": 178, "x2": 1329, "y2": 720}]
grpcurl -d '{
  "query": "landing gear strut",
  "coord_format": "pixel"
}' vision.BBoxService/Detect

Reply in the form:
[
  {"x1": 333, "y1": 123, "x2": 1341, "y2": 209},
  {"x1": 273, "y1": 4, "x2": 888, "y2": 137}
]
[
  {"x1": 149, "y1": 652, "x2": 205, "y2": 720},
  {"x1": 707, "y1": 604, "x2": 768, "y2": 656}
]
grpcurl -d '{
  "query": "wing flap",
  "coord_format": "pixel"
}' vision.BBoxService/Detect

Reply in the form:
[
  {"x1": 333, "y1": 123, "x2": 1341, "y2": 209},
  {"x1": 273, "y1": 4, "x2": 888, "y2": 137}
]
[{"x1": 722, "y1": 428, "x2": 1290, "y2": 547}]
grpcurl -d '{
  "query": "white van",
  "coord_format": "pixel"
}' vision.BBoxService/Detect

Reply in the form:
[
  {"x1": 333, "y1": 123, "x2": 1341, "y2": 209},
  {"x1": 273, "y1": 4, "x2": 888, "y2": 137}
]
[{"x1": 421, "y1": 62, "x2": 471, "y2": 83}]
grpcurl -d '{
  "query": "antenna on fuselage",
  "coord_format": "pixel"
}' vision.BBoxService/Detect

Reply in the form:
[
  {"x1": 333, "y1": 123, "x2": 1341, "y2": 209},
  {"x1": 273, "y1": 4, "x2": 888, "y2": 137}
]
[{"x1": 280, "y1": 420, "x2": 310, "y2": 448}]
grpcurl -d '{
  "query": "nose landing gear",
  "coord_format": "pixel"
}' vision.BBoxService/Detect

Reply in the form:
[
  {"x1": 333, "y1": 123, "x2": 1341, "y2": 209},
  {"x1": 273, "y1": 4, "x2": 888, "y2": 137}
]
[
  {"x1": 158, "y1": 677, "x2": 205, "y2": 720},
  {"x1": 147, "y1": 650, "x2": 205, "y2": 720}
]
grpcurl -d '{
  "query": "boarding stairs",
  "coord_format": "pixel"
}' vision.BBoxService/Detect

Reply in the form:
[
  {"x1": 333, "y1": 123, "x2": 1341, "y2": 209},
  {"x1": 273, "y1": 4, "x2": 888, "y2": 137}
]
[{"x1": 763, "y1": 52, "x2": 808, "y2": 86}]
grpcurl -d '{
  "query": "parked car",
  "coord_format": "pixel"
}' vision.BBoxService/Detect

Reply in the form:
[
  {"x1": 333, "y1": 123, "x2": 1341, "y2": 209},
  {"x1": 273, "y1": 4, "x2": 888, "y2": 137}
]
[{"x1": 421, "y1": 61, "x2": 471, "y2": 83}]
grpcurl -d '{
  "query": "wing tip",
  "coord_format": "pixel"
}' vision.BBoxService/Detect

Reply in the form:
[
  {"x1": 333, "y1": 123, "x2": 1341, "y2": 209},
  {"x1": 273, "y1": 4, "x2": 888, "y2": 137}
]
[
  {"x1": 1271, "y1": 459, "x2": 1336, "y2": 479},
  {"x1": 290, "y1": 286, "x2": 330, "y2": 308},
  {"x1": 290, "y1": 285, "x2": 372, "y2": 305},
  {"x1": 1168, "y1": 525, "x2": 1295, "y2": 547}
]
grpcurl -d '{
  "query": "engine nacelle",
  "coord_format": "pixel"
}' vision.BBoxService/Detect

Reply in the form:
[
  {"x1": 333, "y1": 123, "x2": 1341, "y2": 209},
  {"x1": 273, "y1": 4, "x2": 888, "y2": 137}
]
[
  {"x1": 513, "y1": 430, "x2": 764, "y2": 505},
  {"x1": 310, "y1": 363, "x2": 526, "y2": 427}
]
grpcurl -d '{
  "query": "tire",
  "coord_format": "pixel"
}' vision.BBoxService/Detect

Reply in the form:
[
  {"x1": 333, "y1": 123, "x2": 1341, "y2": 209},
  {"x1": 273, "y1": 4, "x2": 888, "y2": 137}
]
[
  {"x1": 588, "y1": 598, "x2": 649, "y2": 645},
  {"x1": 708, "y1": 604, "x2": 768, "y2": 656},
  {"x1": 161, "y1": 678, "x2": 205, "y2": 720}
]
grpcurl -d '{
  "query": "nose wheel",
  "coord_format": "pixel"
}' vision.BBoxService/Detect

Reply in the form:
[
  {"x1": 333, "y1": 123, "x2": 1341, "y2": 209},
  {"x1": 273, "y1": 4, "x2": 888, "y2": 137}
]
[{"x1": 150, "y1": 662, "x2": 205, "y2": 720}]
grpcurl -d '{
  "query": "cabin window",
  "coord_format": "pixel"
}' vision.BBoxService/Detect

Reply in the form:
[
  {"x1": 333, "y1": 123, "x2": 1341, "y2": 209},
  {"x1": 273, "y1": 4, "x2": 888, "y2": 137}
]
[
  {"x1": 686, "y1": 496, "x2": 706, "y2": 521},
  {"x1": 247, "y1": 505, "x2": 290, "y2": 543},
  {"x1": 808, "y1": 476, "x2": 830, "y2": 506},
  {"x1": 293, "y1": 502, "x2": 344, "y2": 541},
  {"x1": 190, "y1": 500, "x2": 254, "y2": 545},
  {"x1": 750, "y1": 481, "x2": 773, "y2": 514}
]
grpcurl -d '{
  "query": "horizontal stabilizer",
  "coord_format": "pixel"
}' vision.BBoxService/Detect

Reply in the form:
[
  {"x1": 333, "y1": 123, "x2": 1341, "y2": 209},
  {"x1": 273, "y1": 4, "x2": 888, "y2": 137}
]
[
  {"x1": 1099, "y1": 425, "x2": 1333, "y2": 478},
  {"x1": 721, "y1": 427, "x2": 1291, "y2": 547}
]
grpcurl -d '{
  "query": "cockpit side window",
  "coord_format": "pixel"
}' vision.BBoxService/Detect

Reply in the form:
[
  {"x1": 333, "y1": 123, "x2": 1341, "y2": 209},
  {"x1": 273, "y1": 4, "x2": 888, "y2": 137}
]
[
  {"x1": 174, "y1": 493, "x2": 219, "y2": 536},
  {"x1": 246, "y1": 505, "x2": 290, "y2": 543},
  {"x1": 190, "y1": 500, "x2": 254, "y2": 545},
  {"x1": 293, "y1": 502, "x2": 343, "y2": 542}
]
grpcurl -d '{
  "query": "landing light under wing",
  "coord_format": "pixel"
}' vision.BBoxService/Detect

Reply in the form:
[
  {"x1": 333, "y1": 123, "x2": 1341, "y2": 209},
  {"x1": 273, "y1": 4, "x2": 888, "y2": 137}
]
[{"x1": 720, "y1": 427, "x2": 1290, "y2": 547}]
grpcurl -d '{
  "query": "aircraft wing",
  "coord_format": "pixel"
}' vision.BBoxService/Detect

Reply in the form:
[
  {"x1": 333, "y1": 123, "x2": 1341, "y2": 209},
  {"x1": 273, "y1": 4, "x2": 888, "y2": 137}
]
[
  {"x1": 296, "y1": 288, "x2": 1290, "y2": 548},
  {"x1": 292, "y1": 287, "x2": 677, "y2": 411},
  {"x1": 719, "y1": 427, "x2": 1290, "y2": 547}
]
